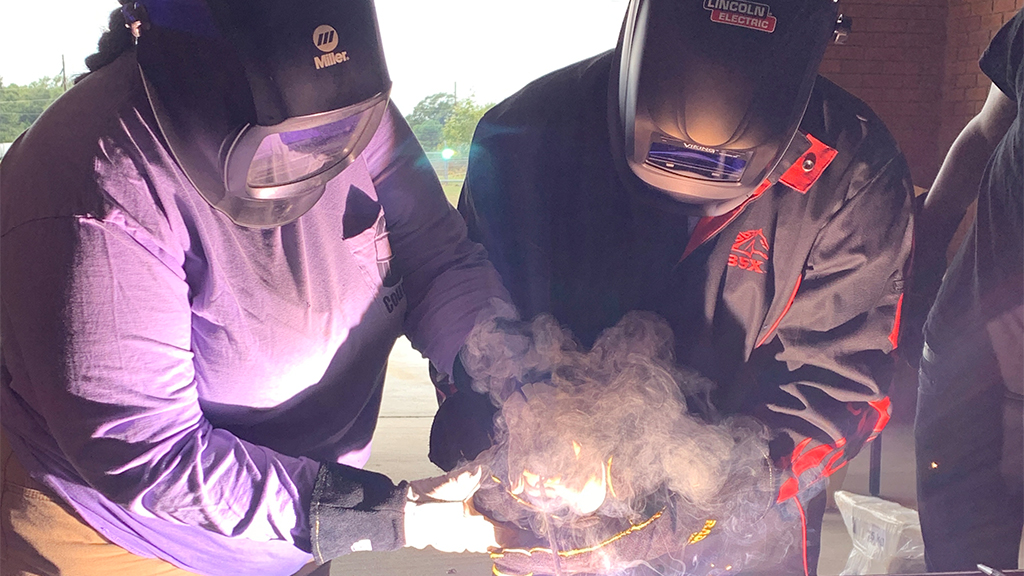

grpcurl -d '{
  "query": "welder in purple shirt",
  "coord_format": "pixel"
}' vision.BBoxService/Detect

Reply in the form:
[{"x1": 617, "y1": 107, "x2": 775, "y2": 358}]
[{"x1": 0, "y1": 1, "x2": 510, "y2": 575}]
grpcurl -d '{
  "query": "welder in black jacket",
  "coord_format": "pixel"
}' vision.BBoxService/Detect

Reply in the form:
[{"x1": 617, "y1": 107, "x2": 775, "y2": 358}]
[{"x1": 433, "y1": 1, "x2": 914, "y2": 574}]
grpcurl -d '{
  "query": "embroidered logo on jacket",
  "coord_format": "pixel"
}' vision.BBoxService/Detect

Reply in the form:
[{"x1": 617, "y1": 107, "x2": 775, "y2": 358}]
[{"x1": 728, "y1": 229, "x2": 770, "y2": 274}]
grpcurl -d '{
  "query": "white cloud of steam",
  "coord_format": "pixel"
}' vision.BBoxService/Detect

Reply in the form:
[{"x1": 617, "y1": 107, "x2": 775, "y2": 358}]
[{"x1": 460, "y1": 309, "x2": 803, "y2": 573}]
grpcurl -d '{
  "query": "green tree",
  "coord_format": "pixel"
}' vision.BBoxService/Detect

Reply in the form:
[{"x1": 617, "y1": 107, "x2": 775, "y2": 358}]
[
  {"x1": 411, "y1": 119, "x2": 443, "y2": 151},
  {"x1": 404, "y1": 92, "x2": 455, "y2": 150},
  {"x1": 441, "y1": 97, "x2": 492, "y2": 150},
  {"x1": 0, "y1": 76, "x2": 66, "y2": 143}
]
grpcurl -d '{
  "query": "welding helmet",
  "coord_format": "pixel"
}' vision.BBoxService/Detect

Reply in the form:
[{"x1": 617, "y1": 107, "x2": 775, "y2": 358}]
[
  {"x1": 614, "y1": 0, "x2": 843, "y2": 215},
  {"x1": 132, "y1": 0, "x2": 391, "y2": 227}
]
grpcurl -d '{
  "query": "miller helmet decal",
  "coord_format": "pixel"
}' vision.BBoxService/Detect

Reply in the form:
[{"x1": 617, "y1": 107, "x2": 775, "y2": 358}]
[
  {"x1": 704, "y1": 0, "x2": 777, "y2": 33},
  {"x1": 313, "y1": 25, "x2": 339, "y2": 52},
  {"x1": 312, "y1": 24, "x2": 350, "y2": 70}
]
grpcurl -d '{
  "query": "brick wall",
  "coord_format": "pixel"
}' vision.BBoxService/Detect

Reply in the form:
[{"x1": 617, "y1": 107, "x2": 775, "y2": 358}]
[
  {"x1": 819, "y1": 0, "x2": 1022, "y2": 187},
  {"x1": 819, "y1": 0, "x2": 948, "y2": 187},
  {"x1": 937, "y1": 0, "x2": 1023, "y2": 166}
]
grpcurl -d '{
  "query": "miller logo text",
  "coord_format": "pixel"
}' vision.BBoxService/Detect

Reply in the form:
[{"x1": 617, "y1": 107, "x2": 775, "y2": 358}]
[{"x1": 312, "y1": 24, "x2": 349, "y2": 70}]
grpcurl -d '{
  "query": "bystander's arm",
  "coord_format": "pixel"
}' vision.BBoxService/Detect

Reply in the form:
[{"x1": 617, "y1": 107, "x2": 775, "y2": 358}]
[{"x1": 916, "y1": 84, "x2": 1016, "y2": 281}]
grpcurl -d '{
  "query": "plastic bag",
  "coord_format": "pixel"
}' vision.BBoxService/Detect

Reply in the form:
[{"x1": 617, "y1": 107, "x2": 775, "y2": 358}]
[{"x1": 834, "y1": 490, "x2": 927, "y2": 574}]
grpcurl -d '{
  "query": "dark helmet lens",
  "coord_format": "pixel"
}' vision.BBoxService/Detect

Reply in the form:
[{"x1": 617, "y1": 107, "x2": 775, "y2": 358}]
[{"x1": 646, "y1": 140, "x2": 748, "y2": 182}]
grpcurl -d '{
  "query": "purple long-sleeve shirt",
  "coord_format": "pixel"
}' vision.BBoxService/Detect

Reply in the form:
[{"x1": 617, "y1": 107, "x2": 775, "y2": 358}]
[{"x1": 0, "y1": 51, "x2": 508, "y2": 576}]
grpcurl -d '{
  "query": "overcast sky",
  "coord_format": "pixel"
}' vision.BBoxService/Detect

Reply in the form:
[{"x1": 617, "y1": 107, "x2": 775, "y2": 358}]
[{"x1": 0, "y1": 0, "x2": 628, "y2": 113}]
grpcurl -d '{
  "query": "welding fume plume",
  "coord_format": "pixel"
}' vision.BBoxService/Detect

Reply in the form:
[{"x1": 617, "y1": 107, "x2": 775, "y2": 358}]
[{"x1": 458, "y1": 308, "x2": 800, "y2": 573}]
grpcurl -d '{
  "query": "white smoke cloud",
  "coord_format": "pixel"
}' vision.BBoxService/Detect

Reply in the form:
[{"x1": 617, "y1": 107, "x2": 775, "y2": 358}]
[{"x1": 459, "y1": 308, "x2": 805, "y2": 573}]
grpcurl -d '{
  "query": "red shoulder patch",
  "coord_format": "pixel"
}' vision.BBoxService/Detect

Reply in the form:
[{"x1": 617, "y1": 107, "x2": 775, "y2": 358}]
[{"x1": 779, "y1": 133, "x2": 838, "y2": 193}]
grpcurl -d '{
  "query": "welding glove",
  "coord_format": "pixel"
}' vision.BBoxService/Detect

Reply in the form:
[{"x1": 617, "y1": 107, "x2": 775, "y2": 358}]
[
  {"x1": 309, "y1": 464, "x2": 498, "y2": 563},
  {"x1": 429, "y1": 358, "x2": 500, "y2": 472},
  {"x1": 404, "y1": 466, "x2": 499, "y2": 553}
]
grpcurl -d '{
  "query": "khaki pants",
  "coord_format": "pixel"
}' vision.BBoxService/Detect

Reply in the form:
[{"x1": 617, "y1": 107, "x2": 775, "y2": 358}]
[
  {"x1": 0, "y1": 438, "x2": 322, "y2": 576},
  {"x1": 0, "y1": 436, "x2": 199, "y2": 576}
]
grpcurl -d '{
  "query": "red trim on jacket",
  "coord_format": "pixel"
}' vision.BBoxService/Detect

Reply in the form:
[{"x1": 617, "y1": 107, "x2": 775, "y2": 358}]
[
  {"x1": 778, "y1": 397, "x2": 892, "y2": 504},
  {"x1": 795, "y1": 498, "x2": 810, "y2": 576},
  {"x1": 679, "y1": 133, "x2": 838, "y2": 260},
  {"x1": 681, "y1": 180, "x2": 773, "y2": 261},
  {"x1": 756, "y1": 274, "x2": 803, "y2": 348},
  {"x1": 888, "y1": 293, "x2": 904, "y2": 350},
  {"x1": 867, "y1": 397, "x2": 892, "y2": 439},
  {"x1": 776, "y1": 475, "x2": 812, "y2": 576}
]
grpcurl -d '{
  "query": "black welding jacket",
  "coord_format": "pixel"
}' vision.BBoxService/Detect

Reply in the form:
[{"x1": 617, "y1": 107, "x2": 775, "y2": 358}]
[{"x1": 458, "y1": 51, "x2": 914, "y2": 467}]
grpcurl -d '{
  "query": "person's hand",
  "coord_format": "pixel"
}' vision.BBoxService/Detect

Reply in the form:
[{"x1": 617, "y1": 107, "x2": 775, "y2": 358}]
[
  {"x1": 901, "y1": 259, "x2": 945, "y2": 369},
  {"x1": 404, "y1": 467, "x2": 498, "y2": 553},
  {"x1": 429, "y1": 389, "x2": 499, "y2": 472}
]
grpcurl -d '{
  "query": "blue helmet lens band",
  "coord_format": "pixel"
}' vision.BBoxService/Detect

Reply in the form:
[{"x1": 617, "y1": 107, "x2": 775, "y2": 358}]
[{"x1": 646, "y1": 141, "x2": 749, "y2": 182}]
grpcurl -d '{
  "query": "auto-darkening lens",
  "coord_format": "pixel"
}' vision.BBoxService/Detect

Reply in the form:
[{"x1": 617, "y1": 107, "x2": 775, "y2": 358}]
[
  {"x1": 646, "y1": 141, "x2": 749, "y2": 182},
  {"x1": 247, "y1": 110, "x2": 370, "y2": 188}
]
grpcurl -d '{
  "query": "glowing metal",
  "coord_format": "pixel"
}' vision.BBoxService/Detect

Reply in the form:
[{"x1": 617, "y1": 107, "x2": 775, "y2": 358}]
[
  {"x1": 687, "y1": 519, "x2": 717, "y2": 544},
  {"x1": 492, "y1": 509, "x2": 666, "y2": 560}
]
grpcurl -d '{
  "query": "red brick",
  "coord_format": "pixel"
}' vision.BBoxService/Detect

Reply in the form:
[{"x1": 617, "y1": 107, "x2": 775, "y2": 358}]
[
  {"x1": 902, "y1": 75, "x2": 934, "y2": 90},
  {"x1": 957, "y1": 59, "x2": 982, "y2": 74},
  {"x1": 841, "y1": 75, "x2": 868, "y2": 90},
  {"x1": 971, "y1": 0, "x2": 996, "y2": 15},
  {"x1": 953, "y1": 101, "x2": 976, "y2": 117},
  {"x1": 862, "y1": 46, "x2": 898, "y2": 61},
  {"x1": 829, "y1": 45, "x2": 867, "y2": 60},
  {"x1": 955, "y1": 72, "x2": 979, "y2": 87},
  {"x1": 908, "y1": 17, "x2": 949, "y2": 36},
  {"x1": 981, "y1": 12, "x2": 1006, "y2": 28},
  {"x1": 840, "y1": 59, "x2": 882, "y2": 74},
  {"x1": 949, "y1": 33, "x2": 972, "y2": 51},
  {"x1": 943, "y1": 87, "x2": 968, "y2": 102},
  {"x1": 884, "y1": 60, "x2": 922, "y2": 75},
  {"x1": 818, "y1": 60, "x2": 842, "y2": 75},
  {"x1": 855, "y1": 87, "x2": 887, "y2": 103},
  {"x1": 962, "y1": 14, "x2": 984, "y2": 29},
  {"x1": 948, "y1": 2, "x2": 973, "y2": 18},
  {"x1": 861, "y1": 74, "x2": 894, "y2": 88},
  {"x1": 830, "y1": 0, "x2": 1015, "y2": 185},
  {"x1": 874, "y1": 18, "x2": 913, "y2": 32}
]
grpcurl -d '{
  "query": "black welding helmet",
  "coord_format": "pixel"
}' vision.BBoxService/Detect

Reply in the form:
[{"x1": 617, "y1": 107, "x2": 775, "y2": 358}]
[
  {"x1": 133, "y1": 0, "x2": 391, "y2": 228},
  {"x1": 614, "y1": 0, "x2": 841, "y2": 215}
]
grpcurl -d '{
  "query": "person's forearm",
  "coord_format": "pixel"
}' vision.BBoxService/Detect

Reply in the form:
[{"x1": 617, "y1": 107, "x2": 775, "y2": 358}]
[
  {"x1": 916, "y1": 120, "x2": 995, "y2": 266},
  {"x1": 918, "y1": 84, "x2": 1016, "y2": 268},
  {"x1": 367, "y1": 104, "x2": 511, "y2": 375}
]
